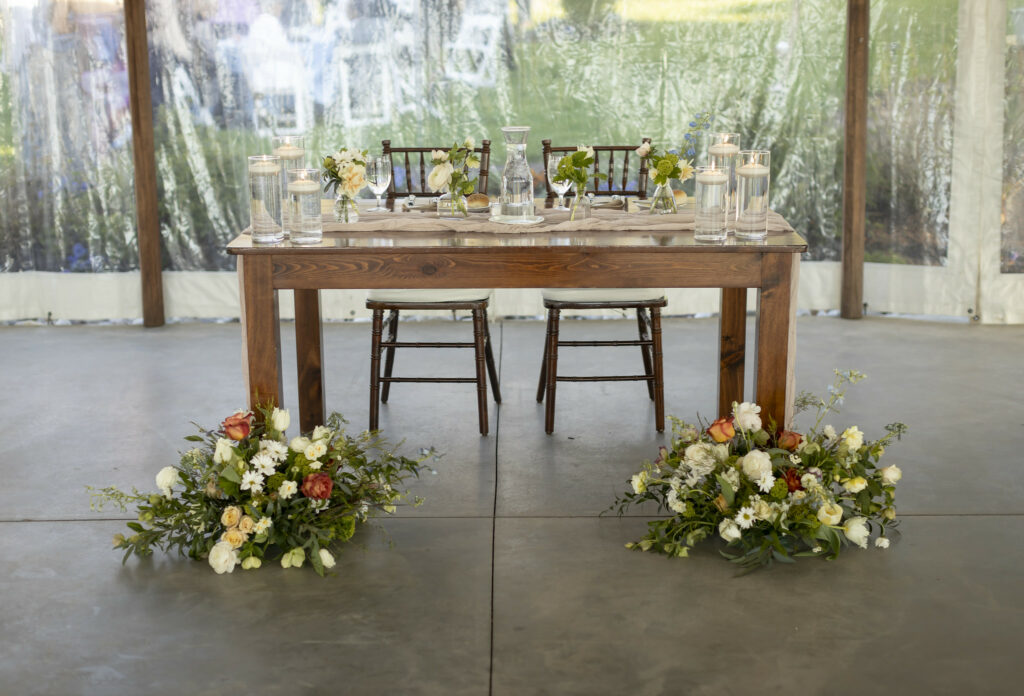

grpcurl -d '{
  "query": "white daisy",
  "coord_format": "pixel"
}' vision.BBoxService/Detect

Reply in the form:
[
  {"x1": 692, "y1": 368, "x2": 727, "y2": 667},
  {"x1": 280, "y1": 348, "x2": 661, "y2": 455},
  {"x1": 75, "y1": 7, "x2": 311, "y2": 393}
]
[
  {"x1": 253, "y1": 517, "x2": 272, "y2": 534},
  {"x1": 250, "y1": 452, "x2": 277, "y2": 477},
  {"x1": 757, "y1": 472, "x2": 776, "y2": 493},
  {"x1": 735, "y1": 506, "x2": 756, "y2": 529},
  {"x1": 278, "y1": 480, "x2": 298, "y2": 500},
  {"x1": 260, "y1": 439, "x2": 289, "y2": 461},
  {"x1": 240, "y1": 470, "x2": 264, "y2": 493}
]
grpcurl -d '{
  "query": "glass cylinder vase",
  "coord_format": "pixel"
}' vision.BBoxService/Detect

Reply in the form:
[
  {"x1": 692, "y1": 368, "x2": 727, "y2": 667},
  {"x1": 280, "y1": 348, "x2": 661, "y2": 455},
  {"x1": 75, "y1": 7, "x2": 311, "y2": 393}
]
[
  {"x1": 648, "y1": 183, "x2": 678, "y2": 215},
  {"x1": 736, "y1": 150, "x2": 771, "y2": 240},
  {"x1": 248, "y1": 155, "x2": 283, "y2": 243},
  {"x1": 334, "y1": 193, "x2": 359, "y2": 224},
  {"x1": 437, "y1": 192, "x2": 468, "y2": 219}
]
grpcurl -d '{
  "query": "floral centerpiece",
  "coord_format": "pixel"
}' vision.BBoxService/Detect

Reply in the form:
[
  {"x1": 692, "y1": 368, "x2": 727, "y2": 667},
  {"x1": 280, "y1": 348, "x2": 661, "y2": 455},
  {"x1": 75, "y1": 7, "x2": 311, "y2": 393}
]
[
  {"x1": 638, "y1": 111, "x2": 713, "y2": 214},
  {"x1": 612, "y1": 370, "x2": 908, "y2": 571},
  {"x1": 427, "y1": 137, "x2": 480, "y2": 218},
  {"x1": 90, "y1": 406, "x2": 431, "y2": 576},
  {"x1": 322, "y1": 147, "x2": 368, "y2": 223},
  {"x1": 551, "y1": 146, "x2": 607, "y2": 221}
]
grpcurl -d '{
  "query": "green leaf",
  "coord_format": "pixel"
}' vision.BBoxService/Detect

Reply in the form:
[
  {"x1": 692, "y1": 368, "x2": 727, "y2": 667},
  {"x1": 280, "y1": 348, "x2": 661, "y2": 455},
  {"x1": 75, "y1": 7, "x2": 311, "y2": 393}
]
[
  {"x1": 220, "y1": 464, "x2": 241, "y2": 483},
  {"x1": 716, "y1": 474, "x2": 735, "y2": 507},
  {"x1": 184, "y1": 435, "x2": 204, "y2": 442}
]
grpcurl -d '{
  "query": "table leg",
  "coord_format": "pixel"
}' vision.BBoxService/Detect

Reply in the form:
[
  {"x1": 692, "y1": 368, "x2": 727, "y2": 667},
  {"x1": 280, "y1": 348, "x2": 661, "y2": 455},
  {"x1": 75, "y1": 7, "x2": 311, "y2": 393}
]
[
  {"x1": 718, "y1": 287, "x2": 747, "y2": 418},
  {"x1": 294, "y1": 288, "x2": 325, "y2": 432},
  {"x1": 238, "y1": 255, "x2": 282, "y2": 412},
  {"x1": 755, "y1": 253, "x2": 800, "y2": 429}
]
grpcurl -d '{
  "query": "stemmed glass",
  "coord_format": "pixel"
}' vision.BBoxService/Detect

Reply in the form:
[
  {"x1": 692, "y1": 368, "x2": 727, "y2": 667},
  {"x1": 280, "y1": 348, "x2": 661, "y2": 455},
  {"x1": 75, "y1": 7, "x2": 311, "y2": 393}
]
[
  {"x1": 547, "y1": 153, "x2": 571, "y2": 211},
  {"x1": 366, "y1": 155, "x2": 392, "y2": 212}
]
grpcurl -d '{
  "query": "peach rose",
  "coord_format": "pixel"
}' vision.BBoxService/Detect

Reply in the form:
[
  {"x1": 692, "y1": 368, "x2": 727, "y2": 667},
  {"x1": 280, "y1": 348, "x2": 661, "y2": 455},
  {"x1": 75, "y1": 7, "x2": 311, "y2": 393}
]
[
  {"x1": 222, "y1": 412, "x2": 252, "y2": 441},
  {"x1": 778, "y1": 430, "x2": 803, "y2": 451},
  {"x1": 707, "y1": 417, "x2": 735, "y2": 443},
  {"x1": 301, "y1": 472, "x2": 333, "y2": 500}
]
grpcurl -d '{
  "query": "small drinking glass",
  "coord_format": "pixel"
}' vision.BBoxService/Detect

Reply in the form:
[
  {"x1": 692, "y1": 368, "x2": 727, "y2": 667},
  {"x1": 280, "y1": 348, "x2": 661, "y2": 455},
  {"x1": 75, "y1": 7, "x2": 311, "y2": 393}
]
[
  {"x1": 547, "y1": 153, "x2": 571, "y2": 210},
  {"x1": 286, "y1": 168, "x2": 323, "y2": 244},
  {"x1": 248, "y1": 155, "x2": 283, "y2": 244},
  {"x1": 366, "y1": 155, "x2": 392, "y2": 212},
  {"x1": 694, "y1": 165, "x2": 729, "y2": 243},
  {"x1": 736, "y1": 150, "x2": 771, "y2": 240}
]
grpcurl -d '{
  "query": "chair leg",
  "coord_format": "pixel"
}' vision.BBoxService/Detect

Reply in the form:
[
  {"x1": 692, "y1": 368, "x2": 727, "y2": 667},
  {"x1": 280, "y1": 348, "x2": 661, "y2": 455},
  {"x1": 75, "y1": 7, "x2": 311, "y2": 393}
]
[
  {"x1": 381, "y1": 309, "x2": 399, "y2": 403},
  {"x1": 651, "y1": 306, "x2": 665, "y2": 433},
  {"x1": 369, "y1": 309, "x2": 384, "y2": 431},
  {"x1": 544, "y1": 308, "x2": 560, "y2": 434},
  {"x1": 483, "y1": 310, "x2": 502, "y2": 403},
  {"x1": 536, "y1": 310, "x2": 553, "y2": 402},
  {"x1": 636, "y1": 308, "x2": 655, "y2": 401},
  {"x1": 471, "y1": 308, "x2": 489, "y2": 436}
]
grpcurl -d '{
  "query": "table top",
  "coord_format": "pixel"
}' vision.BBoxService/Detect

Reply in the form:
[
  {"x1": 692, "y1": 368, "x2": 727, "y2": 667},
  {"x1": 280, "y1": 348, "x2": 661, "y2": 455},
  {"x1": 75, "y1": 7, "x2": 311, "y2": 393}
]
[{"x1": 228, "y1": 199, "x2": 807, "y2": 255}]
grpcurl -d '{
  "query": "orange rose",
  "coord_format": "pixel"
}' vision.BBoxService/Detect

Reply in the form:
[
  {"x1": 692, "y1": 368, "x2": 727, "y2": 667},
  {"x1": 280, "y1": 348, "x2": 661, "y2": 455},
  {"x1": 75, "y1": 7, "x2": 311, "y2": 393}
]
[
  {"x1": 778, "y1": 430, "x2": 803, "y2": 451},
  {"x1": 301, "y1": 472, "x2": 333, "y2": 500},
  {"x1": 783, "y1": 467, "x2": 803, "y2": 492},
  {"x1": 707, "y1": 417, "x2": 735, "y2": 443},
  {"x1": 222, "y1": 412, "x2": 252, "y2": 441}
]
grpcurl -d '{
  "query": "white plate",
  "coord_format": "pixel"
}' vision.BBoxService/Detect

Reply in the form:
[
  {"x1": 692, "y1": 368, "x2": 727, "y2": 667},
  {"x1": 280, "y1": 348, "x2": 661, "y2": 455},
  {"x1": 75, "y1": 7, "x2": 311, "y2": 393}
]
[{"x1": 488, "y1": 215, "x2": 545, "y2": 226}]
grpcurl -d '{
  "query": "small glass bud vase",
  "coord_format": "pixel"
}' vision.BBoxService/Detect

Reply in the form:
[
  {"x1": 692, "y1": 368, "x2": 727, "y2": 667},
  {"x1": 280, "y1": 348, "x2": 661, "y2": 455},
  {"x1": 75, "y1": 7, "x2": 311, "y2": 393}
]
[
  {"x1": 569, "y1": 190, "x2": 592, "y2": 221},
  {"x1": 334, "y1": 193, "x2": 359, "y2": 224},
  {"x1": 648, "y1": 183, "x2": 678, "y2": 215},
  {"x1": 437, "y1": 192, "x2": 468, "y2": 219}
]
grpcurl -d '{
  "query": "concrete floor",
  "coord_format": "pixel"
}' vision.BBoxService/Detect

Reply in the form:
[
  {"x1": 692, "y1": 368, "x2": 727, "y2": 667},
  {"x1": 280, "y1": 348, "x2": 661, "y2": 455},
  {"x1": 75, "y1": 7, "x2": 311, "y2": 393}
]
[{"x1": 1, "y1": 316, "x2": 1022, "y2": 694}]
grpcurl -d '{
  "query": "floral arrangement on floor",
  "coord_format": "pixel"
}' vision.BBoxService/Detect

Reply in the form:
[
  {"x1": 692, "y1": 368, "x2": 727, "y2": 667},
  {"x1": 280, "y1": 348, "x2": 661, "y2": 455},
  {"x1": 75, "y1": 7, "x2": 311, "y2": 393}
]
[
  {"x1": 427, "y1": 137, "x2": 480, "y2": 217},
  {"x1": 322, "y1": 147, "x2": 368, "y2": 222},
  {"x1": 90, "y1": 406, "x2": 430, "y2": 576},
  {"x1": 612, "y1": 370, "x2": 908, "y2": 571},
  {"x1": 637, "y1": 111, "x2": 713, "y2": 214},
  {"x1": 551, "y1": 145, "x2": 608, "y2": 220}
]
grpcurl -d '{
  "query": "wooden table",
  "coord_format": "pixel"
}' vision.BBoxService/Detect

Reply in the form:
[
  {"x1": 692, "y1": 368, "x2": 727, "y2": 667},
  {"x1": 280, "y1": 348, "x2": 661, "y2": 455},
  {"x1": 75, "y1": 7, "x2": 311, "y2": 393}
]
[{"x1": 227, "y1": 214, "x2": 806, "y2": 433}]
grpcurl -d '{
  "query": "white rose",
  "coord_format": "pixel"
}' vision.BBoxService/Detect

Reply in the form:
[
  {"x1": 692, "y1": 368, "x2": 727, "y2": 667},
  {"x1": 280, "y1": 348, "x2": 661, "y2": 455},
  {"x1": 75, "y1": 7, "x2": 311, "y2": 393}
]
[
  {"x1": 753, "y1": 499, "x2": 773, "y2": 521},
  {"x1": 874, "y1": 537, "x2": 890, "y2": 549},
  {"x1": 427, "y1": 162, "x2": 454, "y2": 192},
  {"x1": 732, "y1": 402, "x2": 762, "y2": 432},
  {"x1": 718, "y1": 519, "x2": 742, "y2": 543},
  {"x1": 290, "y1": 436, "x2": 311, "y2": 453},
  {"x1": 817, "y1": 501, "x2": 844, "y2": 526},
  {"x1": 684, "y1": 443, "x2": 715, "y2": 467},
  {"x1": 430, "y1": 149, "x2": 449, "y2": 163},
  {"x1": 712, "y1": 444, "x2": 730, "y2": 462},
  {"x1": 631, "y1": 471, "x2": 649, "y2": 494},
  {"x1": 270, "y1": 407, "x2": 289, "y2": 433},
  {"x1": 842, "y1": 476, "x2": 868, "y2": 494},
  {"x1": 800, "y1": 473, "x2": 818, "y2": 489},
  {"x1": 278, "y1": 480, "x2": 298, "y2": 500},
  {"x1": 155, "y1": 466, "x2": 178, "y2": 497},
  {"x1": 208, "y1": 541, "x2": 239, "y2": 574},
  {"x1": 741, "y1": 450, "x2": 772, "y2": 481},
  {"x1": 668, "y1": 498, "x2": 686, "y2": 514},
  {"x1": 635, "y1": 142, "x2": 651, "y2": 157},
  {"x1": 789, "y1": 490, "x2": 807, "y2": 501},
  {"x1": 843, "y1": 517, "x2": 870, "y2": 548},
  {"x1": 880, "y1": 465, "x2": 902, "y2": 485},
  {"x1": 842, "y1": 426, "x2": 864, "y2": 450},
  {"x1": 213, "y1": 438, "x2": 235, "y2": 464},
  {"x1": 318, "y1": 548, "x2": 336, "y2": 569},
  {"x1": 312, "y1": 425, "x2": 332, "y2": 441},
  {"x1": 341, "y1": 163, "x2": 367, "y2": 197}
]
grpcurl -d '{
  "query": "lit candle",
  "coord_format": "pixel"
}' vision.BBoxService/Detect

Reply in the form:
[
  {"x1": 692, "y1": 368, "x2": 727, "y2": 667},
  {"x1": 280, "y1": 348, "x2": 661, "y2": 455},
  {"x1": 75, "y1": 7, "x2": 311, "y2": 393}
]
[
  {"x1": 695, "y1": 170, "x2": 728, "y2": 185},
  {"x1": 737, "y1": 163, "x2": 769, "y2": 178},
  {"x1": 249, "y1": 160, "x2": 280, "y2": 175},
  {"x1": 708, "y1": 142, "x2": 740, "y2": 158},
  {"x1": 286, "y1": 179, "x2": 320, "y2": 194},
  {"x1": 272, "y1": 143, "x2": 305, "y2": 161}
]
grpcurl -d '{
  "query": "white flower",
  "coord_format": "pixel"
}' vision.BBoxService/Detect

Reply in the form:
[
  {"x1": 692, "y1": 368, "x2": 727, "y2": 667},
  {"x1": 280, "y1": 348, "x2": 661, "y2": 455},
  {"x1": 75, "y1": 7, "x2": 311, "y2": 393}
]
[
  {"x1": 208, "y1": 541, "x2": 239, "y2": 574},
  {"x1": 757, "y1": 472, "x2": 776, "y2": 493},
  {"x1": 719, "y1": 519, "x2": 742, "y2": 542},
  {"x1": 312, "y1": 425, "x2": 332, "y2": 442},
  {"x1": 753, "y1": 499, "x2": 774, "y2": 521},
  {"x1": 811, "y1": 545, "x2": 823, "y2": 553},
  {"x1": 250, "y1": 452, "x2": 277, "y2": 477},
  {"x1": 723, "y1": 468, "x2": 741, "y2": 490},
  {"x1": 817, "y1": 501, "x2": 844, "y2": 526},
  {"x1": 842, "y1": 476, "x2": 868, "y2": 494},
  {"x1": 270, "y1": 407, "x2": 290, "y2": 432},
  {"x1": 462, "y1": 136, "x2": 475, "y2": 149},
  {"x1": 880, "y1": 465, "x2": 902, "y2": 485},
  {"x1": 741, "y1": 450, "x2": 772, "y2": 482},
  {"x1": 788, "y1": 453, "x2": 801, "y2": 465},
  {"x1": 843, "y1": 517, "x2": 870, "y2": 548},
  {"x1": 631, "y1": 471, "x2": 650, "y2": 494},
  {"x1": 290, "y1": 436, "x2": 311, "y2": 453},
  {"x1": 339, "y1": 162, "x2": 367, "y2": 198},
  {"x1": 155, "y1": 466, "x2": 178, "y2": 498},
  {"x1": 800, "y1": 473, "x2": 818, "y2": 489},
  {"x1": 305, "y1": 441, "x2": 327, "y2": 462},
  {"x1": 684, "y1": 442, "x2": 716, "y2": 467},
  {"x1": 259, "y1": 439, "x2": 288, "y2": 461},
  {"x1": 466, "y1": 155, "x2": 480, "y2": 169},
  {"x1": 789, "y1": 490, "x2": 807, "y2": 501},
  {"x1": 213, "y1": 438, "x2": 235, "y2": 464},
  {"x1": 713, "y1": 444, "x2": 730, "y2": 462},
  {"x1": 823, "y1": 424, "x2": 837, "y2": 441},
  {"x1": 318, "y1": 548, "x2": 336, "y2": 569},
  {"x1": 875, "y1": 536, "x2": 890, "y2": 549},
  {"x1": 278, "y1": 480, "x2": 298, "y2": 500},
  {"x1": 732, "y1": 402, "x2": 762, "y2": 432},
  {"x1": 427, "y1": 161, "x2": 454, "y2": 192},
  {"x1": 281, "y1": 547, "x2": 305, "y2": 569},
  {"x1": 577, "y1": 145, "x2": 595, "y2": 160},
  {"x1": 635, "y1": 142, "x2": 651, "y2": 158},
  {"x1": 253, "y1": 517, "x2": 272, "y2": 534},
  {"x1": 240, "y1": 470, "x2": 264, "y2": 493},
  {"x1": 308, "y1": 460, "x2": 322, "y2": 471},
  {"x1": 430, "y1": 149, "x2": 449, "y2": 163},
  {"x1": 241, "y1": 556, "x2": 262, "y2": 570},
  {"x1": 668, "y1": 498, "x2": 687, "y2": 514},
  {"x1": 735, "y1": 506, "x2": 756, "y2": 529},
  {"x1": 842, "y1": 426, "x2": 864, "y2": 450}
]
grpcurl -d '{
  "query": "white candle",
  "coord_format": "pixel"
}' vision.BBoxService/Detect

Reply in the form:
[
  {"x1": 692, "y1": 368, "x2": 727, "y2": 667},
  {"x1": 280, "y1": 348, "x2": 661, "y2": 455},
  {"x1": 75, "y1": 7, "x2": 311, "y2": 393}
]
[
  {"x1": 249, "y1": 160, "x2": 280, "y2": 175},
  {"x1": 696, "y1": 170, "x2": 728, "y2": 185},
  {"x1": 272, "y1": 144, "x2": 305, "y2": 161},
  {"x1": 737, "y1": 163, "x2": 770, "y2": 178},
  {"x1": 708, "y1": 143, "x2": 740, "y2": 157},
  {"x1": 287, "y1": 179, "x2": 320, "y2": 194}
]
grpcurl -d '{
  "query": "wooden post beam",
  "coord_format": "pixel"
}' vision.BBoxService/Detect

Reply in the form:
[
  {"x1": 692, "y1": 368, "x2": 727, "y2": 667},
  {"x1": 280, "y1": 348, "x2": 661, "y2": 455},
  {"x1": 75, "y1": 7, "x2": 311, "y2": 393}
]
[
  {"x1": 124, "y1": 0, "x2": 164, "y2": 327},
  {"x1": 841, "y1": 0, "x2": 869, "y2": 319}
]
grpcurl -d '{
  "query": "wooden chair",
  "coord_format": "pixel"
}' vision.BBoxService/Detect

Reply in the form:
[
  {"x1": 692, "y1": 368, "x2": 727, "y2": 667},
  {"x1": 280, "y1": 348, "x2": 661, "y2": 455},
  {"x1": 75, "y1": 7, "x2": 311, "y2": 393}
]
[
  {"x1": 536, "y1": 138, "x2": 665, "y2": 434},
  {"x1": 382, "y1": 139, "x2": 491, "y2": 209},
  {"x1": 368, "y1": 139, "x2": 499, "y2": 435},
  {"x1": 541, "y1": 138, "x2": 651, "y2": 207}
]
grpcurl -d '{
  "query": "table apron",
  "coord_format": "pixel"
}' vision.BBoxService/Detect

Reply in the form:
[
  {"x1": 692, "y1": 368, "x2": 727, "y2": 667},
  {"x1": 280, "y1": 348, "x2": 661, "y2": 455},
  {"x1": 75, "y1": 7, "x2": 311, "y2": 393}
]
[{"x1": 268, "y1": 250, "x2": 767, "y2": 289}]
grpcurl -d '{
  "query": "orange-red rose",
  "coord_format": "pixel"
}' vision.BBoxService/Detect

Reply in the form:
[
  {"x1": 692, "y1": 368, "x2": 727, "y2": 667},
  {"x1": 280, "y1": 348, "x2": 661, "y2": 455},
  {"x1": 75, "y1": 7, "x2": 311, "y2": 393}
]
[
  {"x1": 301, "y1": 472, "x2": 333, "y2": 500},
  {"x1": 778, "y1": 430, "x2": 803, "y2": 451},
  {"x1": 707, "y1": 417, "x2": 735, "y2": 443},
  {"x1": 221, "y1": 412, "x2": 252, "y2": 441}
]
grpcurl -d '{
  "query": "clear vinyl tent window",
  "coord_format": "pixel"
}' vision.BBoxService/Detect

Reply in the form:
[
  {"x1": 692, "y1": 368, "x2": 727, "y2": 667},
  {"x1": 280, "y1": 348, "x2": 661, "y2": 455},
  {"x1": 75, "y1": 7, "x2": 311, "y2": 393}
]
[{"x1": 1003, "y1": 0, "x2": 1024, "y2": 274}]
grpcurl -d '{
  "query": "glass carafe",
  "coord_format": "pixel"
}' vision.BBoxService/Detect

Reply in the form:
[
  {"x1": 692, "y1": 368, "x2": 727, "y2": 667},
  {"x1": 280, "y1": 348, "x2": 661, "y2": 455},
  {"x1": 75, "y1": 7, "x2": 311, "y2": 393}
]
[{"x1": 499, "y1": 126, "x2": 533, "y2": 219}]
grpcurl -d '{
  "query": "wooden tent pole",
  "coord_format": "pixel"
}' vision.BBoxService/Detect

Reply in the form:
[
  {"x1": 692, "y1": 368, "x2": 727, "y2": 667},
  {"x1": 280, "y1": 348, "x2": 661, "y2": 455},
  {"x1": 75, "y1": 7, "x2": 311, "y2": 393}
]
[
  {"x1": 124, "y1": 0, "x2": 164, "y2": 327},
  {"x1": 841, "y1": 0, "x2": 869, "y2": 319}
]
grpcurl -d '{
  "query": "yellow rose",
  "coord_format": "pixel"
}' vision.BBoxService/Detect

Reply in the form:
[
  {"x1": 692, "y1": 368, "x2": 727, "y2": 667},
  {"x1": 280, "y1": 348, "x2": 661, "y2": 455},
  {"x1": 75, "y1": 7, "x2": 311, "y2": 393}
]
[
  {"x1": 237, "y1": 516, "x2": 255, "y2": 534},
  {"x1": 220, "y1": 506, "x2": 242, "y2": 528},
  {"x1": 221, "y1": 527, "x2": 246, "y2": 549},
  {"x1": 817, "y1": 501, "x2": 843, "y2": 526}
]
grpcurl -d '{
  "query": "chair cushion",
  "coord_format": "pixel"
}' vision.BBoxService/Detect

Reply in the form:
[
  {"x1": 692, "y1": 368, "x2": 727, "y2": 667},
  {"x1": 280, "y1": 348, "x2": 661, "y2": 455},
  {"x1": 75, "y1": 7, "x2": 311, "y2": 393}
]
[
  {"x1": 367, "y1": 289, "x2": 492, "y2": 303},
  {"x1": 541, "y1": 288, "x2": 665, "y2": 303}
]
